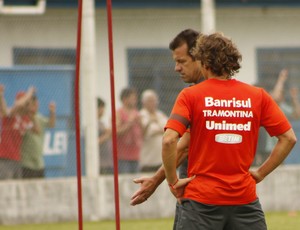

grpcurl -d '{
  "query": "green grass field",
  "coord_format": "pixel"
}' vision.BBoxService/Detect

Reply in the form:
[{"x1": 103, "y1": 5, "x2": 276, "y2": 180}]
[{"x1": 0, "y1": 212, "x2": 298, "y2": 230}]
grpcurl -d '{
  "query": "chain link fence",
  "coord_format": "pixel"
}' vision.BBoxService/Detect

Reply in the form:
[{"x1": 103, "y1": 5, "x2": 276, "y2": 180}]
[{"x1": 0, "y1": 3, "x2": 299, "y2": 225}]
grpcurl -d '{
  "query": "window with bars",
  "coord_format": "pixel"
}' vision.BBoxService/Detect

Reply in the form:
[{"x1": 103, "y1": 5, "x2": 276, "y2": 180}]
[
  {"x1": 256, "y1": 47, "x2": 300, "y2": 95},
  {"x1": 256, "y1": 47, "x2": 300, "y2": 164},
  {"x1": 127, "y1": 48, "x2": 188, "y2": 116},
  {"x1": 13, "y1": 48, "x2": 76, "y2": 65}
]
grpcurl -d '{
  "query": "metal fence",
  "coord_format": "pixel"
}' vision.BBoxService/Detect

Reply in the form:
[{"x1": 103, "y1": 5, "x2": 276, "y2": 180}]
[{"x1": 0, "y1": 2, "x2": 299, "y2": 225}]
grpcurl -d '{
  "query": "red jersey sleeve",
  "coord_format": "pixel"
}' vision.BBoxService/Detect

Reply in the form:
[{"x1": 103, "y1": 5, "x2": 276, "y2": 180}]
[
  {"x1": 165, "y1": 90, "x2": 191, "y2": 137},
  {"x1": 260, "y1": 89, "x2": 291, "y2": 136}
]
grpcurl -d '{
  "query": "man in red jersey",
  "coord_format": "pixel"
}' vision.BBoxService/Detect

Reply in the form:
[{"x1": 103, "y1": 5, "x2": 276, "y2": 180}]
[
  {"x1": 162, "y1": 32, "x2": 297, "y2": 230},
  {"x1": 0, "y1": 85, "x2": 36, "y2": 179}
]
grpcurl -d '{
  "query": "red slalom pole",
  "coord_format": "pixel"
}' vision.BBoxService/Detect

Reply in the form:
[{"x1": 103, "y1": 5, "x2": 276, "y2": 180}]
[
  {"x1": 75, "y1": 0, "x2": 83, "y2": 229},
  {"x1": 106, "y1": 0, "x2": 121, "y2": 230}
]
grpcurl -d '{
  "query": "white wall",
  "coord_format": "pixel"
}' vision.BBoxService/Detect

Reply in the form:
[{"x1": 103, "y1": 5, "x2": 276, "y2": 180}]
[
  {"x1": 1, "y1": 6, "x2": 299, "y2": 119},
  {"x1": 0, "y1": 9, "x2": 78, "y2": 65},
  {"x1": 0, "y1": 165, "x2": 299, "y2": 225}
]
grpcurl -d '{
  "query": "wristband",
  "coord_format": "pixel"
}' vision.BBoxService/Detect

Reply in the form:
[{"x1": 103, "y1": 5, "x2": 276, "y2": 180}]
[{"x1": 168, "y1": 178, "x2": 179, "y2": 190}]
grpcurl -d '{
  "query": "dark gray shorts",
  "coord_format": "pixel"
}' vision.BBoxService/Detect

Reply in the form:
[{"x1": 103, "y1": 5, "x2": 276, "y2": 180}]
[{"x1": 176, "y1": 198, "x2": 267, "y2": 230}]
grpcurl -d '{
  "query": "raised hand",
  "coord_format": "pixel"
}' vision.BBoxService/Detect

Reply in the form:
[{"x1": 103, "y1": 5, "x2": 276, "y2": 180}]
[
  {"x1": 48, "y1": 101, "x2": 56, "y2": 114},
  {"x1": 278, "y1": 69, "x2": 288, "y2": 83}
]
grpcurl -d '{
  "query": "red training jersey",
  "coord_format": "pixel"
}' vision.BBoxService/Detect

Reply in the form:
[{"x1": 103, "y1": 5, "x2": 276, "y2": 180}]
[
  {"x1": 0, "y1": 115, "x2": 32, "y2": 161},
  {"x1": 165, "y1": 79, "x2": 291, "y2": 205}
]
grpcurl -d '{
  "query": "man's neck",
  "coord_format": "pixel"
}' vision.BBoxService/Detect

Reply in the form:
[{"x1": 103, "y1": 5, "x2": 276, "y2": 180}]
[
  {"x1": 194, "y1": 77, "x2": 204, "y2": 84},
  {"x1": 204, "y1": 68, "x2": 229, "y2": 80}
]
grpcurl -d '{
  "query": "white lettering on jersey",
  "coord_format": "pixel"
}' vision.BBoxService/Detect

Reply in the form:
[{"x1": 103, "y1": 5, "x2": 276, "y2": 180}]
[
  {"x1": 201, "y1": 97, "x2": 254, "y2": 144},
  {"x1": 205, "y1": 97, "x2": 251, "y2": 108},
  {"x1": 206, "y1": 120, "x2": 251, "y2": 131},
  {"x1": 203, "y1": 110, "x2": 253, "y2": 118}
]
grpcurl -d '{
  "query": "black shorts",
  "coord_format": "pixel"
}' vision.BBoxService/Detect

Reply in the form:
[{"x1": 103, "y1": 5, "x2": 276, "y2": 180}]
[{"x1": 176, "y1": 198, "x2": 267, "y2": 230}]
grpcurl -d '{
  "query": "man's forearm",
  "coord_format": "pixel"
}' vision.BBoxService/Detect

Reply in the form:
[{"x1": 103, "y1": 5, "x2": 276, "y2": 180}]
[
  {"x1": 150, "y1": 148, "x2": 188, "y2": 190},
  {"x1": 48, "y1": 111, "x2": 56, "y2": 128},
  {"x1": 162, "y1": 133, "x2": 179, "y2": 185},
  {"x1": 151, "y1": 165, "x2": 166, "y2": 187},
  {"x1": 257, "y1": 129, "x2": 296, "y2": 179},
  {"x1": 152, "y1": 148, "x2": 188, "y2": 185}
]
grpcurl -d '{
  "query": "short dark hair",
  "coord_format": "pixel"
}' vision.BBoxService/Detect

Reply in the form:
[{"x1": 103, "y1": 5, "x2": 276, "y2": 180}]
[
  {"x1": 169, "y1": 29, "x2": 200, "y2": 59},
  {"x1": 120, "y1": 87, "x2": 137, "y2": 101},
  {"x1": 97, "y1": 97, "x2": 105, "y2": 108}
]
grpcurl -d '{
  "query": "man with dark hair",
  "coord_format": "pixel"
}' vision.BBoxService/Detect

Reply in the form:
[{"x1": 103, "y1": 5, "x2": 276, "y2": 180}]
[
  {"x1": 97, "y1": 97, "x2": 113, "y2": 174},
  {"x1": 162, "y1": 32, "x2": 296, "y2": 229},
  {"x1": 116, "y1": 87, "x2": 143, "y2": 173},
  {"x1": 130, "y1": 28, "x2": 203, "y2": 229},
  {"x1": 169, "y1": 29, "x2": 199, "y2": 58},
  {"x1": 120, "y1": 88, "x2": 137, "y2": 102}
]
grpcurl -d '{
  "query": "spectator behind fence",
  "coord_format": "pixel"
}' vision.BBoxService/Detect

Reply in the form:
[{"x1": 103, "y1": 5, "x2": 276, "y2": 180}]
[
  {"x1": 21, "y1": 94, "x2": 56, "y2": 179},
  {"x1": 139, "y1": 89, "x2": 168, "y2": 172},
  {"x1": 0, "y1": 85, "x2": 36, "y2": 180},
  {"x1": 265, "y1": 68, "x2": 300, "y2": 156},
  {"x1": 116, "y1": 87, "x2": 143, "y2": 174},
  {"x1": 251, "y1": 83, "x2": 269, "y2": 167},
  {"x1": 271, "y1": 68, "x2": 300, "y2": 120},
  {"x1": 97, "y1": 97, "x2": 113, "y2": 174}
]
